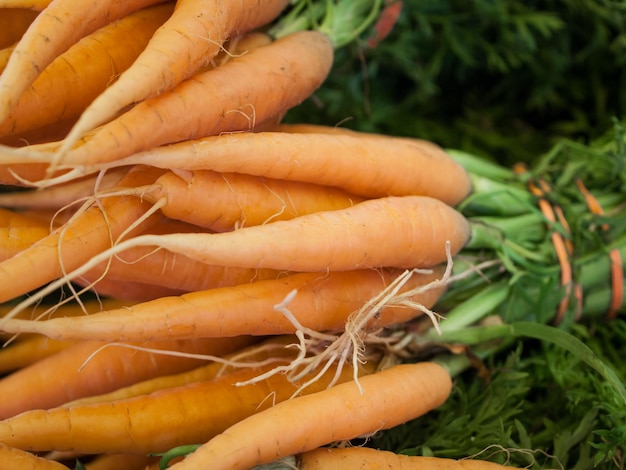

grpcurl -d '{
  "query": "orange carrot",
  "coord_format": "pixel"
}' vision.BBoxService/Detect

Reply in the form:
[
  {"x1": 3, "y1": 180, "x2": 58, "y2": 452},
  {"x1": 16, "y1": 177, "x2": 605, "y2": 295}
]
[
  {"x1": 0, "y1": 8, "x2": 39, "y2": 48},
  {"x1": 0, "y1": 351, "x2": 375, "y2": 454},
  {"x1": 0, "y1": 266, "x2": 446, "y2": 342},
  {"x1": 0, "y1": 442, "x2": 69, "y2": 469},
  {"x1": 0, "y1": 44, "x2": 14, "y2": 73},
  {"x1": 54, "y1": 0, "x2": 290, "y2": 161},
  {"x1": 0, "y1": 0, "x2": 169, "y2": 121},
  {"x1": 2, "y1": 194, "x2": 466, "y2": 315},
  {"x1": 0, "y1": 0, "x2": 50, "y2": 9},
  {"x1": 0, "y1": 335, "x2": 253, "y2": 419},
  {"x1": 271, "y1": 122, "x2": 386, "y2": 135},
  {"x1": 81, "y1": 242, "x2": 282, "y2": 292},
  {"x1": 0, "y1": 165, "x2": 165, "y2": 303},
  {"x1": 167, "y1": 362, "x2": 452, "y2": 470},
  {"x1": 0, "y1": 297, "x2": 128, "y2": 322},
  {"x1": 35, "y1": 29, "x2": 333, "y2": 176},
  {"x1": 0, "y1": 3, "x2": 175, "y2": 139},
  {"x1": 66, "y1": 335, "x2": 286, "y2": 405},
  {"x1": 141, "y1": 169, "x2": 366, "y2": 231},
  {"x1": 84, "y1": 128, "x2": 471, "y2": 204},
  {"x1": 0, "y1": 204, "x2": 52, "y2": 228},
  {"x1": 294, "y1": 447, "x2": 520, "y2": 469},
  {"x1": 73, "y1": 276, "x2": 187, "y2": 302},
  {"x1": 0, "y1": 206, "x2": 51, "y2": 260},
  {"x1": 0, "y1": 168, "x2": 127, "y2": 210},
  {"x1": 84, "y1": 453, "x2": 154, "y2": 470},
  {"x1": 0, "y1": 161, "x2": 58, "y2": 185},
  {"x1": 0, "y1": 31, "x2": 271, "y2": 146},
  {"x1": 0, "y1": 335, "x2": 74, "y2": 373}
]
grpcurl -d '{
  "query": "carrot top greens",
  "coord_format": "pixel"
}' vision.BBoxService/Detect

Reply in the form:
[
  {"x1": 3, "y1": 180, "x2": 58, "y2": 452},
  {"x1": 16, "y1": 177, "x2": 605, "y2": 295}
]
[{"x1": 369, "y1": 120, "x2": 626, "y2": 469}]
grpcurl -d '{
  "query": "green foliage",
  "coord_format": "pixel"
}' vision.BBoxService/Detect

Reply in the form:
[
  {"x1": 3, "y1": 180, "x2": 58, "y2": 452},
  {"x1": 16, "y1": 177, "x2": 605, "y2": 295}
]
[{"x1": 286, "y1": 0, "x2": 626, "y2": 165}]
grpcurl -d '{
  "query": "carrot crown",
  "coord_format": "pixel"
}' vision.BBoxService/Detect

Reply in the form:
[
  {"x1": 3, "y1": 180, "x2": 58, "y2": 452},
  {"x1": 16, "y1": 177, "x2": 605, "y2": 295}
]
[{"x1": 438, "y1": 119, "x2": 626, "y2": 329}]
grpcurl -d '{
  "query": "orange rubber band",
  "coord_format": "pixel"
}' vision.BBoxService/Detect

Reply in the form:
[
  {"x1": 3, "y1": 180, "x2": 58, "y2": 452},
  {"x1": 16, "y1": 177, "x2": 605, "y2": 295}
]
[
  {"x1": 527, "y1": 178, "x2": 575, "y2": 324},
  {"x1": 576, "y1": 178, "x2": 624, "y2": 319}
]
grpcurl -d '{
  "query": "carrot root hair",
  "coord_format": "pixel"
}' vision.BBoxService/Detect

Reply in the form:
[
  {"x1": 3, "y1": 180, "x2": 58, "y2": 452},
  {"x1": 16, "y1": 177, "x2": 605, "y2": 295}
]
[{"x1": 237, "y1": 247, "x2": 453, "y2": 396}]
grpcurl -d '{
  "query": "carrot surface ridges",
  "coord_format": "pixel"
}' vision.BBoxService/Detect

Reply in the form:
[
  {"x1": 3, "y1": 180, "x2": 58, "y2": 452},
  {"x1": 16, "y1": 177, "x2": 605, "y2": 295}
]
[{"x1": 169, "y1": 362, "x2": 452, "y2": 469}]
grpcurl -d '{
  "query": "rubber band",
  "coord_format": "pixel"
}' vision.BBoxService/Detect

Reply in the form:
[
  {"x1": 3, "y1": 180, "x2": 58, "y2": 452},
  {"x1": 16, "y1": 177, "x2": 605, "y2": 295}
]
[
  {"x1": 576, "y1": 178, "x2": 624, "y2": 319},
  {"x1": 526, "y1": 178, "x2": 575, "y2": 324}
]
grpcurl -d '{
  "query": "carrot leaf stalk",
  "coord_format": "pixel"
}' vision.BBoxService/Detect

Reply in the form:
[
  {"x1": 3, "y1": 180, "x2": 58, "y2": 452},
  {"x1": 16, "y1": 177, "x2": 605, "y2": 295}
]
[
  {"x1": 435, "y1": 120, "x2": 626, "y2": 330},
  {"x1": 379, "y1": 119, "x2": 626, "y2": 468},
  {"x1": 269, "y1": 0, "x2": 384, "y2": 48}
]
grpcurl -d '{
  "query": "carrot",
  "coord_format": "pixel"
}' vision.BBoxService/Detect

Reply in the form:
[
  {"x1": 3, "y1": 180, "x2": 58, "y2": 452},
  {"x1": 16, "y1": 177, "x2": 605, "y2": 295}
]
[
  {"x1": 0, "y1": 161, "x2": 57, "y2": 185},
  {"x1": 35, "y1": 29, "x2": 333, "y2": 177},
  {"x1": 0, "y1": 204, "x2": 52, "y2": 228},
  {"x1": 23, "y1": 195, "x2": 466, "y2": 313},
  {"x1": 0, "y1": 335, "x2": 253, "y2": 419},
  {"x1": 80, "y1": 242, "x2": 282, "y2": 292},
  {"x1": 0, "y1": 266, "x2": 447, "y2": 342},
  {"x1": 0, "y1": 44, "x2": 14, "y2": 74},
  {"x1": 0, "y1": 206, "x2": 52, "y2": 260},
  {"x1": 0, "y1": 0, "x2": 50, "y2": 9},
  {"x1": 141, "y1": 169, "x2": 366, "y2": 231},
  {"x1": 271, "y1": 122, "x2": 385, "y2": 135},
  {"x1": 0, "y1": 442, "x2": 69, "y2": 470},
  {"x1": 65, "y1": 335, "x2": 287, "y2": 405},
  {"x1": 81, "y1": 128, "x2": 471, "y2": 204},
  {"x1": 0, "y1": 165, "x2": 165, "y2": 303},
  {"x1": 293, "y1": 447, "x2": 520, "y2": 469},
  {"x1": 73, "y1": 276, "x2": 187, "y2": 302},
  {"x1": 0, "y1": 3, "x2": 175, "y2": 139},
  {"x1": 0, "y1": 335, "x2": 74, "y2": 373},
  {"x1": 0, "y1": 168, "x2": 127, "y2": 210},
  {"x1": 0, "y1": 297, "x2": 128, "y2": 322},
  {"x1": 0, "y1": 0, "x2": 169, "y2": 121},
  {"x1": 0, "y1": 351, "x2": 375, "y2": 454},
  {"x1": 0, "y1": 8, "x2": 39, "y2": 48},
  {"x1": 166, "y1": 362, "x2": 452, "y2": 470},
  {"x1": 53, "y1": 0, "x2": 290, "y2": 162}
]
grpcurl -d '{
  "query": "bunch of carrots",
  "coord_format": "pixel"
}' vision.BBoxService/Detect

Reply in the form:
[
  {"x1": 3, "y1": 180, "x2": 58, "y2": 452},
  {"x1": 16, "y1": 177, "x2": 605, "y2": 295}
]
[{"x1": 0, "y1": 0, "x2": 623, "y2": 469}]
